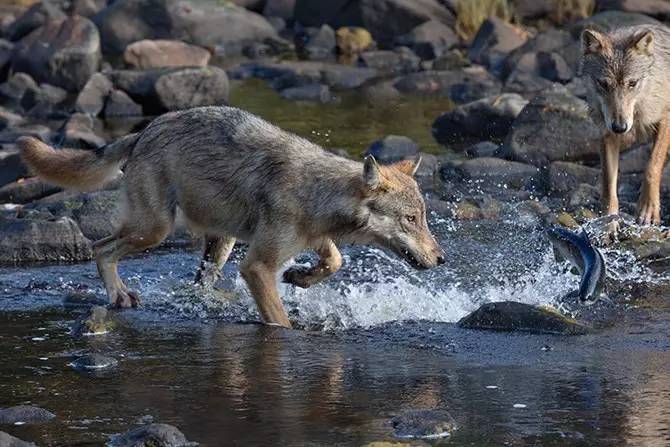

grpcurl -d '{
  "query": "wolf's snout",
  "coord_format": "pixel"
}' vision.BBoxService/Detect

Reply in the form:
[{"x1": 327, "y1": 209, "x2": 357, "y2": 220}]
[{"x1": 611, "y1": 121, "x2": 629, "y2": 134}]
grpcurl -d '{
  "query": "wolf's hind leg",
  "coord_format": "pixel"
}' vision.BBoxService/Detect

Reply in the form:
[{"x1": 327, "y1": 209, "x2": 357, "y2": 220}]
[
  {"x1": 95, "y1": 222, "x2": 172, "y2": 308},
  {"x1": 194, "y1": 236, "x2": 236, "y2": 288},
  {"x1": 282, "y1": 238, "x2": 342, "y2": 288}
]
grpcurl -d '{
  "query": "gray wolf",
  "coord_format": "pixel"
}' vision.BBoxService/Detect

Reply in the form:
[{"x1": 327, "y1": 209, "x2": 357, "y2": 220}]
[
  {"x1": 546, "y1": 226, "x2": 606, "y2": 304},
  {"x1": 18, "y1": 106, "x2": 445, "y2": 328},
  {"x1": 581, "y1": 25, "x2": 670, "y2": 225}
]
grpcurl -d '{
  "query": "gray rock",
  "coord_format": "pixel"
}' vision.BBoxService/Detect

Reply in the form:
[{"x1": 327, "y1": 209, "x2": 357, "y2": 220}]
[
  {"x1": 263, "y1": 0, "x2": 295, "y2": 19},
  {"x1": 103, "y1": 90, "x2": 143, "y2": 118},
  {"x1": 394, "y1": 67, "x2": 501, "y2": 102},
  {"x1": 5, "y1": 0, "x2": 66, "y2": 42},
  {"x1": 390, "y1": 409, "x2": 456, "y2": 439},
  {"x1": 71, "y1": 305, "x2": 115, "y2": 336},
  {"x1": 75, "y1": 73, "x2": 113, "y2": 116},
  {"x1": 123, "y1": 39, "x2": 211, "y2": 70},
  {"x1": 279, "y1": 84, "x2": 332, "y2": 103},
  {"x1": 570, "y1": 10, "x2": 662, "y2": 38},
  {"x1": 0, "y1": 72, "x2": 38, "y2": 107},
  {"x1": 596, "y1": 0, "x2": 670, "y2": 21},
  {"x1": 501, "y1": 29, "x2": 578, "y2": 82},
  {"x1": 432, "y1": 93, "x2": 528, "y2": 147},
  {"x1": 11, "y1": 15, "x2": 101, "y2": 92},
  {"x1": 108, "y1": 423, "x2": 198, "y2": 447},
  {"x1": 0, "y1": 405, "x2": 55, "y2": 424},
  {"x1": 0, "y1": 106, "x2": 24, "y2": 131},
  {"x1": 357, "y1": 47, "x2": 420, "y2": 76},
  {"x1": 0, "y1": 146, "x2": 27, "y2": 188},
  {"x1": 569, "y1": 183, "x2": 600, "y2": 208},
  {"x1": 71, "y1": 190, "x2": 121, "y2": 241},
  {"x1": 617, "y1": 143, "x2": 651, "y2": 174},
  {"x1": 365, "y1": 135, "x2": 420, "y2": 164},
  {"x1": 0, "y1": 216, "x2": 92, "y2": 264},
  {"x1": 468, "y1": 17, "x2": 527, "y2": 73},
  {"x1": 394, "y1": 20, "x2": 459, "y2": 60},
  {"x1": 295, "y1": 25, "x2": 335, "y2": 61},
  {"x1": 440, "y1": 157, "x2": 541, "y2": 190},
  {"x1": 20, "y1": 83, "x2": 68, "y2": 119},
  {"x1": 153, "y1": 67, "x2": 229, "y2": 111},
  {"x1": 58, "y1": 112, "x2": 106, "y2": 149},
  {"x1": 505, "y1": 93, "x2": 603, "y2": 167},
  {"x1": 548, "y1": 161, "x2": 599, "y2": 195},
  {"x1": 464, "y1": 141, "x2": 500, "y2": 158},
  {"x1": 0, "y1": 39, "x2": 13, "y2": 83},
  {"x1": 0, "y1": 431, "x2": 37, "y2": 447},
  {"x1": 63, "y1": 290, "x2": 107, "y2": 307},
  {"x1": 0, "y1": 124, "x2": 52, "y2": 145},
  {"x1": 0, "y1": 178, "x2": 61, "y2": 204},
  {"x1": 538, "y1": 51, "x2": 573, "y2": 83},
  {"x1": 294, "y1": 0, "x2": 455, "y2": 49},
  {"x1": 458, "y1": 301, "x2": 592, "y2": 335},
  {"x1": 70, "y1": 353, "x2": 118, "y2": 370}
]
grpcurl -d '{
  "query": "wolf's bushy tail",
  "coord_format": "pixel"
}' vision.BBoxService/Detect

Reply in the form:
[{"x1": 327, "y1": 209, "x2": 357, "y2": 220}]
[{"x1": 17, "y1": 133, "x2": 139, "y2": 190}]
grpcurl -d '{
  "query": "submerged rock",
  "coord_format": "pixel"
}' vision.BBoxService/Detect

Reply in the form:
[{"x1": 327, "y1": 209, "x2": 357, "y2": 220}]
[
  {"x1": 365, "y1": 135, "x2": 419, "y2": 164},
  {"x1": 390, "y1": 409, "x2": 456, "y2": 439},
  {"x1": 70, "y1": 353, "x2": 118, "y2": 370},
  {"x1": 0, "y1": 431, "x2": 36, "y2": 447},
  {"x1": 0, "y1": 405, "x2": 55, "y2": 424},
  {"x1": 71, "y1": 305, "x2": 115, "y2": 336},
  {"x1": 458, "y1": 301, "x2": 592, "y2": 335},
  {"x1": 108, "y1": 423, "x2": 198, "y2": 447}
]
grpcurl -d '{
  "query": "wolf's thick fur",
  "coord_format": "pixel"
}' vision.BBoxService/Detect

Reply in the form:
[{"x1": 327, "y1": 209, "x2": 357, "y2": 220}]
[
  {"x1": 18, "y1": 106, "x2": 444, "y2": 328},
  {"x1": 581, "y1": 25, "x2": 670, "y2": 225}
]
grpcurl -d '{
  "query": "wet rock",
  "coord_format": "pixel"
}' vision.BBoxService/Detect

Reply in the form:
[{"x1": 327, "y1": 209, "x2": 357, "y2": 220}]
[
  {"x1": 72, "y1": 305, "x2": 115, "y2": 336},
  {"x1": 75, "y1": 73, "x2": 113, "y2": 116},
  {"x1": 0, "y1": 216, "x2": 92, "y2": 264},
  {"x1": 11, "y1": 15, "x2": 101, "y2": 92},
  {"x1": 20, "y1": 83, "x2": 68, "y2": 119},
  {"x1": 616, "y1": 143, "x2": 651, "y2": 174},
  {"x1": 501, "y1": 29, "x2": 578, "y2": 82},
  {"x1": 390, "y1": 409, "x2": 456, "y2": 439},
  {"x1": 295, "y1": 25, "x2": 335, "y2": 61},
  {"x1": 468, "y1": 17, "x2": 527, "y2": 73},
  {"x1": 71, "y1": 190, "x2": 121, "y2": 241},
  {"x1": 0, "y1": 405, "x2": 55, "y2": 424},
  {"x1": 58, "y1": 112, "x2": 105, "y2": 149},
  {"x1": 335, "y1": 27, "x2": 374, "y2": 55},
  {"x1": 279, "y1": 84, "x2": 332, "y2": 103},
  {"x1": 0, "y1": 178, "x2": 61, "y2": 204},
  {"x1": 365, "y1": 135, "x2": 419, "y2": 164},
  {"x1": 464, "y1": 141, "x2": 500, "y2": 158},
  {"x1": 94, "y1": 0, "x2": 278, "y2": 55},
  {"x1": 570, "y1": 10, "x2": 662, "y2": 38},
  {"x1": 108, "y1": 423, "x2": 198, "y2": 447},
  {"x1": 5, "y1": 0, "x2": 66, "y2": 42},
  {"x1": 432, "y1": 93, "x2": 527, "y2": 147},
  {"x1": 123, "y1": 39, "x2": 211, "y2": 70},
  {"x1": 394, "y1": 20, "x2": 458, "y2": 60},
  {"x1": 597, "y1": 0, "x2": 670, "y2": 21},
  {"x1": 459, "y1": 301, "x2": 592, "y2": 335},
  {"x1": 441, "y1": 157, "x2": 541, "y2": 191},
  {"x1": 394, "y1": 67, "x2": 501, "y2": 103},
  {"x1": 63, "y1": 290, "x2": 107, "y2": 307},
  {"x1": 548, "y1": 162, "x2": 599, "y2": 195},
  {"x1": 0, "y1": 146, "x2": 27, "y2": 187},
  {"x1": 569, "y1": 183, "x2": 600, "y2": 209},
  {"x1": 0, "y1": 431, "x2": 37, "y2": 447},
  {"x1": 357, "y1": 48, "x2": 420, "y2": 76},
  {"x1": 294, "y1": 0, "x2": 454, "y2": 49},
  {"x1": 505, "y1": 93, "x2": 603, "y2": 167},
  {"x1": 103, "y1": 90, "x2": 143, "y2": 118},
  {"x1": 153, "y1": 67, "x2": 229, "y2": 111},
  {"x1": 70, "y1": 353, "x2": 118, "y2": 370}
]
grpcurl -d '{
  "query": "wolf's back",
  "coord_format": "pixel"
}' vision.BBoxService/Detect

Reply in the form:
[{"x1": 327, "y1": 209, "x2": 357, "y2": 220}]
[{"x1": 17, "y1": 133, "x2": 139, "y2": 190}]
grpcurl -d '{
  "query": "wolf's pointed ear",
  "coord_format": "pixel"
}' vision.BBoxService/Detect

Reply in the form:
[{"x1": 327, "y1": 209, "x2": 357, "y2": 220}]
[
  {"x1": 363, "y1": 155, "x2": 381, "y2": 190},
  {"x1": 581, "y1": 29, "x2": 607, "y2": 55},
  {"x1": 391, "y1": 156, "x2": 422, "y2": 177},
  {"x1": 631, "y1": 30, "x2": 654, "y2": 56}
]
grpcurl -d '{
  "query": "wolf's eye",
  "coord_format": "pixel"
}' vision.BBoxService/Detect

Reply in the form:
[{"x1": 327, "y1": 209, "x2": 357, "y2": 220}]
[
  {"x1": 628, "y1": 79, "x2": 639, "y2": 88},
  {"x1": 406, "y1": 215, "x2": 417, "y2": 224},
  {"x1": 596, "y1": 78, "x2": 609, "y2": 91}
]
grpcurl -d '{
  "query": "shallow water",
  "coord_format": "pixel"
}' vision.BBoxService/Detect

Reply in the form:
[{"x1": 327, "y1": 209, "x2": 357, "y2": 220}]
[{"x1": 2, "y1": 215, "x2": 670, "y2": 446}]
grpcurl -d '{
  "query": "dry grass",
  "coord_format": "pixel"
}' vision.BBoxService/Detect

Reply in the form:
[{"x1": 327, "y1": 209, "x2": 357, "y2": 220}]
[
  {"x1": 1, "y1": 0, "x2": 39, "y2": 5},
  {"x1": 552, "y1": 0, "x2": 595, "y2": 23},
  {"x1": 455, "y1": 0, "x2": 514, "y2": 41}
]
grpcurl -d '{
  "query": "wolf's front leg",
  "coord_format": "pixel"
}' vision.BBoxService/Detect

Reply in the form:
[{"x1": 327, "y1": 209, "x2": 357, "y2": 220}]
[
  {"x1": 240, "y1": 255, "x2": 292, "y2": 328},
  {"x1": 283, "y1": 239, "x2": 342, "y2": 288},
  {"x1": 638, "y1": 118, "x2": 670, "y2": 225}
]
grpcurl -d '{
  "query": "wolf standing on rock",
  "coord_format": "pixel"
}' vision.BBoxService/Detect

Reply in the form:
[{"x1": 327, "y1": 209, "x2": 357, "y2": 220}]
[
  {"x1": 581, "y1": 25, "x2": 670, "y2": 225},
  {"x1": 18, "y1": 106, "x2": 445, "y2": 328}
]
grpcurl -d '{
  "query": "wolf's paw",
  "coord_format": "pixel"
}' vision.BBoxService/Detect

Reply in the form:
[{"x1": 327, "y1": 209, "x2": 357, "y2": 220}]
[
  {"x1": 111, "y1": 290, "x2": 141, "y2": 308},
  {"x1": 637, "y1": 196, "x2": 661, "y2": 225},
  {"x1": 282, "y1": 266, "x2": 314, "y2": 289}
]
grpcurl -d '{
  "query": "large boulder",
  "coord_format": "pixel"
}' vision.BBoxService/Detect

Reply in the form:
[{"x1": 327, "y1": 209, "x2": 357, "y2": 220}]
[
  {"x1": 468, "y1": 17, "x2": 527, "y2": 74},
  {"x1": 394, "y1": 66, "x2": 501, "y2": 102},
  {"x1": 11, "y1": 15, "x2": 101, "y2": 92},
  {"x1": 597, "y1": 0, "x2": 670, "y2": 20},
  {"x1": 504, "y1": 93, "x2": 603, "y2": 168},
  {"x1": 71, "y1": 190, "x2": 121, "y2": 240},
  {"x1": 294, "y1": 0, "x2": 455, "y2": 49},
  {"x1": 548, "y1": 161, "x2": 600, "y2": 195},
  {"x1": 109, "y1": 423, "x2": 198, "y2": 447},
  {"x1": 5, "y1": 0, "x2": 67, "y2": 42},
  {"x1": 365, "y1": 135, "x2": 420, "y2": 163},
  {"x1": 458, "y1": 301, "x2": 592, "y2": 335},
  {"x1": 0, "y1": 431, "x2": 36, "y2": 447},
  {"x1": 94, "y1": 0, "x2": 278, "y2": 55},
  {"x1": 432, "y1": 93, "x2": 528, "y2": 147},
  {"x1": 0, "y1": 405, "x2": 55, "y2": 424},
  {"x1": 394, "y1": 20, "x2": 458, "y2": 60},
  {"x1": 123, "y1": 39, "x2": 211, "y2": 69},
  {"x1": 0, "y1": 216, "x2": 92, "y2": 264},
  {"x1": 440, "y1": 157, "x2": 541, "y2": 191}
]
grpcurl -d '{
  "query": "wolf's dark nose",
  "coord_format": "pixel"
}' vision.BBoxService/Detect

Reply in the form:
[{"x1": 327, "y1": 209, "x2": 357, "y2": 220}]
[
  {"x1": 437, "y1": 255, "x2": 446, "y2": 265},
  {"x1": 611, "y1": 122, "x2": 628, "y2": 134}
]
